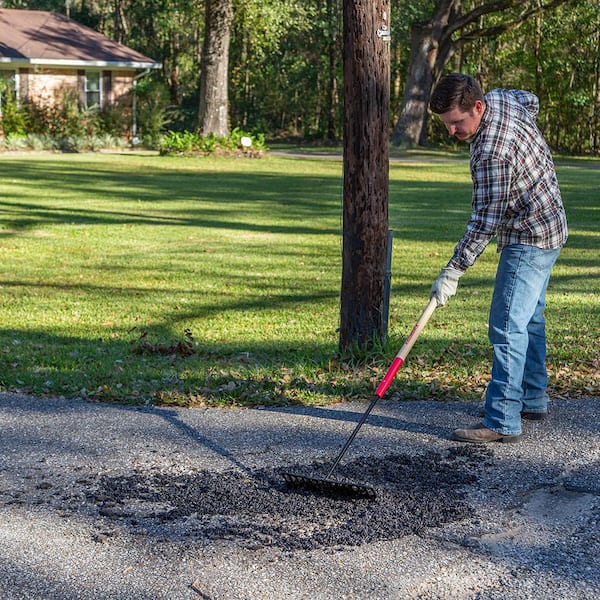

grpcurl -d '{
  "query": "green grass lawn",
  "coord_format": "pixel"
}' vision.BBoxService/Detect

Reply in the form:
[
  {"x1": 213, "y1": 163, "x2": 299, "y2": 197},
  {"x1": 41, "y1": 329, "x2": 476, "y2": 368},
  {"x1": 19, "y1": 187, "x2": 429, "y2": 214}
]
[{"x1": 0, "y1": 150, "x2": 597, "y2": 406}]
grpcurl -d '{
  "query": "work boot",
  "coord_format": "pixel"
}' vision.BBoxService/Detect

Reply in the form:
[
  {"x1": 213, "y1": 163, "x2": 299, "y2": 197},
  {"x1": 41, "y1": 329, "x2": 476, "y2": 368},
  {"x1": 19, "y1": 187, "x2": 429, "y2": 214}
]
[{"x1": 451, "y1": 423, "x2": 522, "y2": 443}]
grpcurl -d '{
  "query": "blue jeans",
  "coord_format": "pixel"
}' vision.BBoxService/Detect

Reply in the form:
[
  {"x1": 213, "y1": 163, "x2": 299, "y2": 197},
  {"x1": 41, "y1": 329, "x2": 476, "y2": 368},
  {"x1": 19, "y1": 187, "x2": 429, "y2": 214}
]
[{"x1": 482, "y1": 244, "x2": 561, "y2": 435}]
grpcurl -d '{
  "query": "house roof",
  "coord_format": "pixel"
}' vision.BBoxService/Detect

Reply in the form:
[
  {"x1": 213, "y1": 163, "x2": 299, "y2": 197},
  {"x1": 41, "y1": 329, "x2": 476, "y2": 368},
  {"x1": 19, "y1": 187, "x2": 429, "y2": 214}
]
[{"x1": 0, "y1": 9, "x2": 161, "y2": 70}]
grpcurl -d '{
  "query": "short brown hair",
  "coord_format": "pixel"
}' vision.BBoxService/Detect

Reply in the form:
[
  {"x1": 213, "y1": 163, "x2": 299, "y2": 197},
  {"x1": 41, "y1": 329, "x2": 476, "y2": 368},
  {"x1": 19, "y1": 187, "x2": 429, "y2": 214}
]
[{"x1": 429, "y1": 73, "x2": 485, "y2": 114}]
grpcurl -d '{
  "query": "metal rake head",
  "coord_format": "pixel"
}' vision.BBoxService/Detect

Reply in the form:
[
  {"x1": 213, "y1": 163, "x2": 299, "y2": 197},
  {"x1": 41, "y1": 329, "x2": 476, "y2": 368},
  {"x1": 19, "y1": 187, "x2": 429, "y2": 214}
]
[{"x1": 281, "y1": 471, "x2": 377, "y2": 500}]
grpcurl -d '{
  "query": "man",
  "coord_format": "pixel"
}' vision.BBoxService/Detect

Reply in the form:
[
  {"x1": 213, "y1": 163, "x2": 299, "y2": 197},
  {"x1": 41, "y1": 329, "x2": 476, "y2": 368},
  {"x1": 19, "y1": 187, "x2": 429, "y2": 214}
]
[{"x1": 428, "y1": 73, "x2": 567, "y2": 443}]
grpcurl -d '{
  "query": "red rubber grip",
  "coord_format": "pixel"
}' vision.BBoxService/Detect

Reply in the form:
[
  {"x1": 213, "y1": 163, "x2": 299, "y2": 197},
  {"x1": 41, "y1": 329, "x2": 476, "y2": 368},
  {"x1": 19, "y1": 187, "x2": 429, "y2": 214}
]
[{"x1": 374, "y1": 356, "x2": 404, "y2": 398}]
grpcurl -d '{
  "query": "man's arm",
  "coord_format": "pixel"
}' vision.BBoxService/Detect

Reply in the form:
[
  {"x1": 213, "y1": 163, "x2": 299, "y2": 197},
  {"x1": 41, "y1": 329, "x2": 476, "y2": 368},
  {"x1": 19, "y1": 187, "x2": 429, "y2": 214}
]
[
  {"x1": 447, "y1": 157, "x2": 512, "y2": 272},
  {"x1": 431, "y1": 156, "x2": 512, "y2": 307}
]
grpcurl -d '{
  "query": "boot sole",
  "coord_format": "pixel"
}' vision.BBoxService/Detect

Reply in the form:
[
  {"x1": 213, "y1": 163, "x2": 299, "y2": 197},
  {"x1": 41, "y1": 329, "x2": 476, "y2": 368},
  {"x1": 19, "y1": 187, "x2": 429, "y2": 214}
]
[{"x1": 451, "y1": 432, "x2": 522, "y2": 444}]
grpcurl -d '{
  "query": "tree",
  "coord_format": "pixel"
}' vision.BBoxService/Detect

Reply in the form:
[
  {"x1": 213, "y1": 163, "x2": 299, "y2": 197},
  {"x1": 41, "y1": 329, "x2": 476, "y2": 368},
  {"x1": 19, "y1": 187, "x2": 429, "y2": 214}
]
[
  {"x1": 229, "y1": 1, "x2": 333, "y2": 139},
  {"x1": 126, "y1": 0, "x2": 204, "y2": 107},
  {"x1": 391, "y1": 0, "x2": 571, "y2": 147},
  {"x1": 324, "y1": 0, "x2": 342, "y2": 141},
  {"x1": 339, "y1": 0, "x2": 390, "y2": 352},
  {"x1": 5, "y1": 0, "x2": 597, "y2": 153},
  {"x1": 198, "y1": 0, "x2": 233, "y2": 136}
]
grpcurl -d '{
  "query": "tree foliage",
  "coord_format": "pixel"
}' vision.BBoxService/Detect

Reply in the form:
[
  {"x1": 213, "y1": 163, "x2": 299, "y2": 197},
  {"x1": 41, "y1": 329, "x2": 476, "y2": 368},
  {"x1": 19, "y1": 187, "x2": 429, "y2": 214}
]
[
  {"x1": 466, "y1": 0, "x2": 600, "y2": 154},
  {"x1": 2, "y1": 0, "x2": 598, "y2": 153},
  {"x1": 391, "y1": 0, "x2": 574, "y2": 146}
]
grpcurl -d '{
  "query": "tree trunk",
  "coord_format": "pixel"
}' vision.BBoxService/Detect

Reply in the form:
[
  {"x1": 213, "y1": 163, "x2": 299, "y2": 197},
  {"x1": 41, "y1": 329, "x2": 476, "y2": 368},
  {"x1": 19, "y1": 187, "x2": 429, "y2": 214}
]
[
  {"x1": 391, "y1": 0, "x2": 456, "y2": 146},
  {"x1": 391, "y1": 0, "x2": 570, "y2": 147},
  {"x1": 325, "y1": 0, "x2": 340, "y2": 141},
  {"x1": 168, "y1": 30, "x2": 181, "y2": 106},
  {"x1": 198, "y1": 0, "x2": 233, "y2": 136},
  {"x1": 339, "y1": 0, "x2": 390, "y2": 352},
  {"x1": 594, "y1": 22, "x2": 600, "y2": 152},
  {"x1": 113, "y1": 0, "x2": 129, "y2": 45}
]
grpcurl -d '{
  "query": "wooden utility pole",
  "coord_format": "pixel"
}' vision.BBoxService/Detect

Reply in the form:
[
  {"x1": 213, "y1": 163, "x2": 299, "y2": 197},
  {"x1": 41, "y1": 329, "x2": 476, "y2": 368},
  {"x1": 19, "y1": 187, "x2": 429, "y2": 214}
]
[{"x1": 339, "y1": 0, "x2": 391, "y2": 352}]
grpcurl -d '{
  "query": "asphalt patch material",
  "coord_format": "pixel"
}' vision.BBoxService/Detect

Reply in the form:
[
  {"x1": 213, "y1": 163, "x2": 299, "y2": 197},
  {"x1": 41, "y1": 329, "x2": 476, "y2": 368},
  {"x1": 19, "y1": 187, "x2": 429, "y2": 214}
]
[{"x1": 88, "y1": 446, "x2": 492, "y2": 551}]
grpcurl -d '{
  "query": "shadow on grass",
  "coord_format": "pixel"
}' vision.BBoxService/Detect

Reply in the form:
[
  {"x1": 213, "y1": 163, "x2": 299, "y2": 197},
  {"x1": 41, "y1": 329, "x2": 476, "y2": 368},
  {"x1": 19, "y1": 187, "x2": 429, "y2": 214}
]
[
  {"x1": 0, "y1": 320, "x2": 480, "y2": 406},
  {"x1": 0, "y1": 155, "x2": 596, "y2": 405},
  {"x1": 0, "y1": 156, "x2": 471, "y2": 244},
  {"x1": 0, "y1": 156, "x2": 596, "y2": 249}
]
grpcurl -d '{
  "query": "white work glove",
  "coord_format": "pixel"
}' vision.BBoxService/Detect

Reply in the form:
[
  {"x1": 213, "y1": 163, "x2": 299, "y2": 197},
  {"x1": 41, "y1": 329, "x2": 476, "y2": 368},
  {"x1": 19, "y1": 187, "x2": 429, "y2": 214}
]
[{"x1": 430, "y1": 267, "x2": 464, "y2": 307}]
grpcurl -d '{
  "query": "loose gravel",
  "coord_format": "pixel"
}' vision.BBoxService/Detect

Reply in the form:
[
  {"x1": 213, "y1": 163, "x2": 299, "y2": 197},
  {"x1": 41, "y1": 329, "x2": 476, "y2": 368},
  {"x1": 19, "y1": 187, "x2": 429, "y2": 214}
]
[{"x1": 0, "y1": 392, "x2": 598, "y2": 599}]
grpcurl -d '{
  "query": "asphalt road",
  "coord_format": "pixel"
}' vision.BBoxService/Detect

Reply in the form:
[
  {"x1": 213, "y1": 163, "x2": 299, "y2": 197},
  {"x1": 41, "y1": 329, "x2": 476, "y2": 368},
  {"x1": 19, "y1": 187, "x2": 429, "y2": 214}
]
[{"x1": 1, "y1": 392, "x2": 598, "y2": 599}]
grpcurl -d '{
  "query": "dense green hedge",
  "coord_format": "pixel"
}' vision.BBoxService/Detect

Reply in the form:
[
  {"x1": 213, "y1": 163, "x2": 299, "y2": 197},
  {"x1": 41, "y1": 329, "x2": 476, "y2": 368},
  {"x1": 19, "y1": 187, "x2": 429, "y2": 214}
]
[{"x1": 159, "y1": 128, "x2": 266, "y2": 157}]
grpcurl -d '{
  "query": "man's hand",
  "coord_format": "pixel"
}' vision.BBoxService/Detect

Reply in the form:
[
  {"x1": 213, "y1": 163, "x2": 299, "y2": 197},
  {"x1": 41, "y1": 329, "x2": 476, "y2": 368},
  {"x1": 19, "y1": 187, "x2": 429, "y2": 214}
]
[{"x1": 430, "y1": 267, "x2": 464, "y2": 307}]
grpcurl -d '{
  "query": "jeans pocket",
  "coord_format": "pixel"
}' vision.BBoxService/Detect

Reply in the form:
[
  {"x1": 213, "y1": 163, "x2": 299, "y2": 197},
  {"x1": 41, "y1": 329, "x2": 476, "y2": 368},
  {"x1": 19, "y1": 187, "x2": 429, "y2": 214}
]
[{"x1": 524, "y1": 246, "x2": 560, "y2": 272}]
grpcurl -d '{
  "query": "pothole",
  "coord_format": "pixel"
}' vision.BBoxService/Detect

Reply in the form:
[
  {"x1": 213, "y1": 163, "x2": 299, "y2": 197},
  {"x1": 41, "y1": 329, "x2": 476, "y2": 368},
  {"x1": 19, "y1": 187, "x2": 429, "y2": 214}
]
[
  {"x1": 90, "y1": 446, "x2": 492, "y2": 550},
  {"x1": 523, "y1": 485, "x2": 598, "y2": 526}
]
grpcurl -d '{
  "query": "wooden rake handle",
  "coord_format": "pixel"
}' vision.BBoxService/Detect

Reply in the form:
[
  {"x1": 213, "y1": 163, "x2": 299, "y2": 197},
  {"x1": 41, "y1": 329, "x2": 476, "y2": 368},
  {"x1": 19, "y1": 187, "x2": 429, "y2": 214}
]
[
  {"x1": 324, "y1": 297, "x2": 438, "y2": 480},
  {"x1": 374, "y1": 296, "x2": 438, "y2": 398}
]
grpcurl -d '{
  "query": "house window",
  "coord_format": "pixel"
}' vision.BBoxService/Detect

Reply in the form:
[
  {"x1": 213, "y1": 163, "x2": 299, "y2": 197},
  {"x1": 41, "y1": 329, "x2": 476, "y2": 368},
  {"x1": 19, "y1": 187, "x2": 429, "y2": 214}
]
[{"x1": 85, "y1": 71, "x2": 101, "y2": 109}]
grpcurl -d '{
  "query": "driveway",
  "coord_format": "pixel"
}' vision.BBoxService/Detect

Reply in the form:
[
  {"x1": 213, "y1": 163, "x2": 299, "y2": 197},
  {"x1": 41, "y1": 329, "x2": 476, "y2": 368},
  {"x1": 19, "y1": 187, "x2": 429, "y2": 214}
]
[{"x1": 0, "y1": 393, "x2": 598, "y2": 599}]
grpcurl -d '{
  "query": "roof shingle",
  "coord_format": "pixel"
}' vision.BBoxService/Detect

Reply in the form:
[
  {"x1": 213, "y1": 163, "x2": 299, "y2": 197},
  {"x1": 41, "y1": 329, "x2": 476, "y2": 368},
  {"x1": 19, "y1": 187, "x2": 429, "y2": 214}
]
[{"x1": 0, "y1": 9, "x2": 160, "y2": 69}]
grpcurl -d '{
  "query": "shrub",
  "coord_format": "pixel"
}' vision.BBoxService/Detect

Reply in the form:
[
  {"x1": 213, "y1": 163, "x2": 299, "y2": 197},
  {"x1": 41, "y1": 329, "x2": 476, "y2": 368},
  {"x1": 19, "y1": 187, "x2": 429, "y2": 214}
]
[
  {"x1": 0, "y1": 97, "x2": 28, "y2": 136},
  {"x1": 24, "y1": 134, "x2": 56, "y2": 151},
  {"x1": 0, "y1": 133, "x2": 29, "y2": 151},
  {"x1": 98, "y1": 105, "x2": 129, "y2": 138},
  {"x1": 57, "y1": 134, "x2": 127, "y2": 152},
  {"x1": 159, "y1": 128, "x2": 266, "y2": 157},
  {"x1": 133, "y1": 77, "x2": 171, "y2": 148},
  {"x1": 0, "y1": 93, "x2": 132, "y2": 153},
  {"x1": 159, "y1": 130, "x2": 197, "y2": 154}
]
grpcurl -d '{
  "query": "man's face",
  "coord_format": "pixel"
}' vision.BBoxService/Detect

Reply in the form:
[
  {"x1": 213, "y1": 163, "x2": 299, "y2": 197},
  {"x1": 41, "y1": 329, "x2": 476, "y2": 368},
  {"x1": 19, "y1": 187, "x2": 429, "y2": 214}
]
[{"x1": 438, "y1": 100, "x2": 485, "y2": 141}]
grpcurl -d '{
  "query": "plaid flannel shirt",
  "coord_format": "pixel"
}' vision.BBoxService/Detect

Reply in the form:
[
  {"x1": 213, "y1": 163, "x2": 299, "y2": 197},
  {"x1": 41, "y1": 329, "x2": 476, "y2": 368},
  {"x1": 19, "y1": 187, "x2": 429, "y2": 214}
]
[{"x1": 448, "y1": 89, "x2": 568, "y2": 272}]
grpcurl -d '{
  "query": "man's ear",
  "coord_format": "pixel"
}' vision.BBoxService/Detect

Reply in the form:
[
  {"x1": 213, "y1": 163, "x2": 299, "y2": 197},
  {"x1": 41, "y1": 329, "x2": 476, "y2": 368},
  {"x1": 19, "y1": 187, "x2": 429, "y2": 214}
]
[{"x1": 473, "y1": 99, "x2": 485, "y2": 117}]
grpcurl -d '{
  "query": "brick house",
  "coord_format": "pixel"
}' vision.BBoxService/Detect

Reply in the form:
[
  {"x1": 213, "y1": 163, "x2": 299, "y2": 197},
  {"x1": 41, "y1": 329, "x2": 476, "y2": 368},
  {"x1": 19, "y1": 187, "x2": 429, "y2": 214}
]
[{"x1": 0, "y1": 8, "x2": 161, "y2": 134}]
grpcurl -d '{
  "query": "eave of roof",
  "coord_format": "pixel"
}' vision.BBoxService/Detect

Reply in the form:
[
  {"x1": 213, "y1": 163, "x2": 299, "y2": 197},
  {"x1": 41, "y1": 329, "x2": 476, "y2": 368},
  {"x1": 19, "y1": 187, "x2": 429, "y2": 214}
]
[{"x1": 0, "y1": 57, "x2": 161, "y2": 70}]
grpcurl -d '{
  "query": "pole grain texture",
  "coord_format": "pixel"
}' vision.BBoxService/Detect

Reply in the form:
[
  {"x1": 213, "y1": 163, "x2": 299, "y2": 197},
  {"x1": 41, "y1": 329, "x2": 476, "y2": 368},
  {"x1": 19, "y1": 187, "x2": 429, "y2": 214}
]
[{"x1": 339, "y1": 0, "x2": 391, "y2": 351}]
